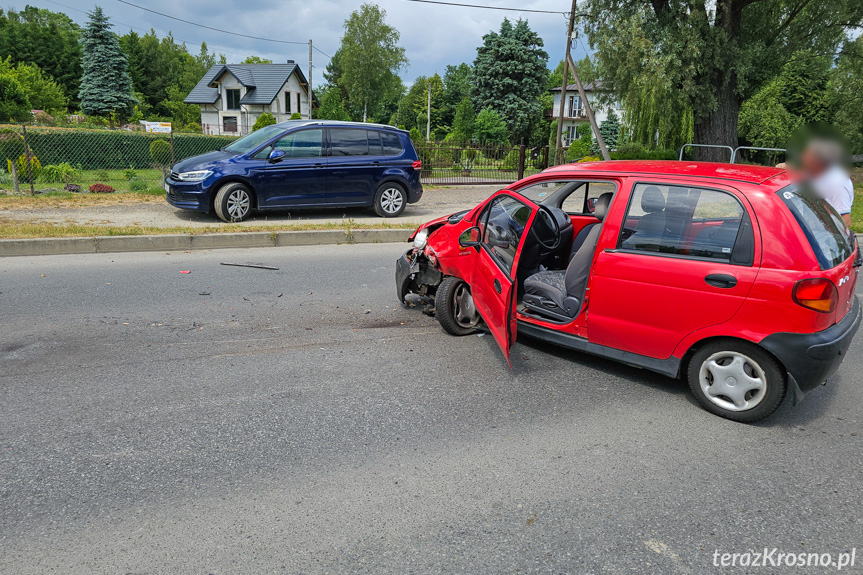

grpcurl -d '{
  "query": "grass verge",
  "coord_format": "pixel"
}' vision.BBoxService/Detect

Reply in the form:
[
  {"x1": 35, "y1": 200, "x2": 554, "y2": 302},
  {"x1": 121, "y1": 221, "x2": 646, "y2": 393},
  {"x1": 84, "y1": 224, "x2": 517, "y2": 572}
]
[
  {"x1": 0, "y1": 189, "x2": 164, "y2": 209},
  {"x1": 850, "y1": 184, "x2": 863, "y2": 234},
  {"x1": 0, "y1": 220, "x2": 417, "y2": 239}
]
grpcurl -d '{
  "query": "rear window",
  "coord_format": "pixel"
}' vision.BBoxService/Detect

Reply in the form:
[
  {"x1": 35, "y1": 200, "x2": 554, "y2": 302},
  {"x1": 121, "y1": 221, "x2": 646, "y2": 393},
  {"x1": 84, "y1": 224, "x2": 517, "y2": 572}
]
[{"x1": 777, "y1": 184, "x2": 852, "y2": 270}]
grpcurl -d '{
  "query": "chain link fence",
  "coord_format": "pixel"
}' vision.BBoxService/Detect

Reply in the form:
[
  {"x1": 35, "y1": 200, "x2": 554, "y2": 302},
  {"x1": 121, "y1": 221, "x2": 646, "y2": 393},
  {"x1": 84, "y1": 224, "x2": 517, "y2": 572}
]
[
  {"x1": 0, "y1": 124, "x2": 553, "y2": 194},
  {"x1": 0, "y1": 124, "x2": 238, "y2": 194}
]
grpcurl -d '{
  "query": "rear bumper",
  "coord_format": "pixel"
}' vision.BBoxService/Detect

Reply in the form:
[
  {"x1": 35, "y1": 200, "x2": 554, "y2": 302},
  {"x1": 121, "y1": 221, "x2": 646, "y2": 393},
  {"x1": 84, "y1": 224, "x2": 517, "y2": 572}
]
[
  {"x1": 760, "y1": 295, "x2": 861, "y2": 400},
  {"x1": 407, "y1": 181, "x2": 423, "y2": 204}
]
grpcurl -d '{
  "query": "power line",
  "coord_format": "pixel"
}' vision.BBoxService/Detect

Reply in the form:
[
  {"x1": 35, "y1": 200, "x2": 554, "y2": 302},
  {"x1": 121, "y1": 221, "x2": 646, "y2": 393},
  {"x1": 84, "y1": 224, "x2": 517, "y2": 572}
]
[
  {"x1": 400, "y1": 0, "x2": 564, "y2": 15},
  {"x1": 114, "y1": 0, "x2": 310, "y2": 45},
  {"x1": 313, "y1": 46, "x2": 332, "y2": 60}
]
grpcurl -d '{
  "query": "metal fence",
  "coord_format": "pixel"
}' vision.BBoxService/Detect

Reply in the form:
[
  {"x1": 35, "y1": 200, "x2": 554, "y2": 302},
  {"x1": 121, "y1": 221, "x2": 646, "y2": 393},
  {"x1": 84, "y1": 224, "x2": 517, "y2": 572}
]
[
  {"x1": 416, "y1": 141, "x2": 550, "y2": 186},
  {"x1": 0, "y1": 124, "x2": 238, "y2": 193},
  {"x1": 0, "y1": 124, "x2": 551, "y2": 194}
]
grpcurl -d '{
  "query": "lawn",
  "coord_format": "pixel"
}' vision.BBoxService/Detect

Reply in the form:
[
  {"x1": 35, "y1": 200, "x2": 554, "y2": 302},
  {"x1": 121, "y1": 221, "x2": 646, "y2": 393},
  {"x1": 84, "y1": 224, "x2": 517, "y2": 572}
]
[
  {"x1": 850, "y1": 184, "x2": 863, "y2": 233},
  {"x1": 0, "y1": 167, "x2": 166, "y2": 195}
]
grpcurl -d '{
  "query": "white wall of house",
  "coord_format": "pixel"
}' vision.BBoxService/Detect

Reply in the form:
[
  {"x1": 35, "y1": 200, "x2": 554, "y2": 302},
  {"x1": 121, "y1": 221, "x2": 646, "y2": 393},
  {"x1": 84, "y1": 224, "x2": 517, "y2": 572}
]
[
  {"x1": 550, "y1": 90, "x2": 621, "y2": 145},
  {"x1": 197, "y1": 70, "x2": 312, "y2": 136}
]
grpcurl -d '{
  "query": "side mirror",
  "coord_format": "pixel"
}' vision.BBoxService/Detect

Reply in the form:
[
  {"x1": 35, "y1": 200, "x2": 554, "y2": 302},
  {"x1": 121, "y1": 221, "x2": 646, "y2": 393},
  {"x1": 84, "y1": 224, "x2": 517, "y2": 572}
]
[
  {"x1": 268, "y1": 149, "x2": 286, "y2": 163},
  {"x1": 459, "y1": 226, "x2": 481, "y2": 248},
  {"x1": 586, "y1": 197, "x2": 597, "y2": 214}
]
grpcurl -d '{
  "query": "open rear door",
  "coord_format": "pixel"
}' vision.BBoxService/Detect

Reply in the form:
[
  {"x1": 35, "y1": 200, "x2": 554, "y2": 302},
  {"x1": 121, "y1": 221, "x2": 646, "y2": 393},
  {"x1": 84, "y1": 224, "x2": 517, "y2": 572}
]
[{"x1": 468, "y1": 193, "x2": 536, "y2": 365}]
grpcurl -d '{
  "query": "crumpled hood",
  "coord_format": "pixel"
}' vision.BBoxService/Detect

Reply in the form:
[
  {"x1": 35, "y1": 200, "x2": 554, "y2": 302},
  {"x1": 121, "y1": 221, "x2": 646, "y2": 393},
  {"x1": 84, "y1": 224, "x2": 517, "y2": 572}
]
[{"x1": 171, "y1": 150, "x2": 234, "y2": 173}]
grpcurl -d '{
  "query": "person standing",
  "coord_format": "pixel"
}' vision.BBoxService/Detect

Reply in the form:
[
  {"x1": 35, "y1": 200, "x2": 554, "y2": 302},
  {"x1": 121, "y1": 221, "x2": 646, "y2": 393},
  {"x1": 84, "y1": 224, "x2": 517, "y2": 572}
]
[{"x1": 800, "y1": 138, "x2": 854, "y2": 226}]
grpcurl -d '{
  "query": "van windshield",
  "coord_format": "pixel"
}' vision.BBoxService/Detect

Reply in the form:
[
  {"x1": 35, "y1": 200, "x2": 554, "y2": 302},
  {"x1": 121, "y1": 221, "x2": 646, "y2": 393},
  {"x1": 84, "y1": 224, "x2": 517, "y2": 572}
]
[
  {"x1": 777, "y1": 184, "x2": 852, "y2": 270},
  {"x1": 224, "y1": 125, "x2": 285, "y2": 155}
]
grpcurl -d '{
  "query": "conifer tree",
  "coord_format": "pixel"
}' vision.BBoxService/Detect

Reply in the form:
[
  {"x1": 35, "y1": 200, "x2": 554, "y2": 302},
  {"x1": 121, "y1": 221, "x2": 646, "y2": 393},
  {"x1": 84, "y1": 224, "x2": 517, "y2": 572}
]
[{"x1": 78, "y1": 6, "x2": 135, "y2": 123}]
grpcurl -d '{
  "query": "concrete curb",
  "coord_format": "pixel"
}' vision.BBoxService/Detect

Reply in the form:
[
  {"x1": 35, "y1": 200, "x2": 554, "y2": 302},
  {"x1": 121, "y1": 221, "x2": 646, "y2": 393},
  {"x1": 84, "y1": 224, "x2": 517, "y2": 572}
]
[{"x1": 0, "y1": 228, "x2": 411, "y2": 257}]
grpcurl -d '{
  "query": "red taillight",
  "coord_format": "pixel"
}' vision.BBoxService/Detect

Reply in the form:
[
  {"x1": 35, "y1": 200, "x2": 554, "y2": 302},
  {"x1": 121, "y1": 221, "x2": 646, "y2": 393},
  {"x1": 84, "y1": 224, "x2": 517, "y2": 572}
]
[
  {"x1": 792, "y1": 278, "x2": 838, "y2": 313},
  {"x1": 412, "y1": 160, "x2": 422, "y2": 170}
]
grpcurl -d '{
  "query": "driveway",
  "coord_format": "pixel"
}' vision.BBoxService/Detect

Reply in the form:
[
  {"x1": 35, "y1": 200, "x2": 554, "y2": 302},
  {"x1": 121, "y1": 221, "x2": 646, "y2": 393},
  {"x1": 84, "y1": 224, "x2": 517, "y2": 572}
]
[{"x1": 0, "y1": 185, "x2": 500, "y2": 229}]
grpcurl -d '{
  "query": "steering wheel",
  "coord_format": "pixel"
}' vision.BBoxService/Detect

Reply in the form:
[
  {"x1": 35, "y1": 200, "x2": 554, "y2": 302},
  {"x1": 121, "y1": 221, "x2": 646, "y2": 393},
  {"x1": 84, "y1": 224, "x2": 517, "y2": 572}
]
[{"x1": 532, "y1": 205, "x2": 562, "y2": 250}]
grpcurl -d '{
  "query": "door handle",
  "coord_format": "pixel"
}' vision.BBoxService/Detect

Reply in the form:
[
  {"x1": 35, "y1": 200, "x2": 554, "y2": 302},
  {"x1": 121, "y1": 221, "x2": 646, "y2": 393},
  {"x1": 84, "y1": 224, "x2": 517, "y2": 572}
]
[
  {"x1": 705, "y1": 273, "x2": 738, "y2": 289},
  {"x1": 494, "y1": 279, "x2": 502, "y2": 294}
]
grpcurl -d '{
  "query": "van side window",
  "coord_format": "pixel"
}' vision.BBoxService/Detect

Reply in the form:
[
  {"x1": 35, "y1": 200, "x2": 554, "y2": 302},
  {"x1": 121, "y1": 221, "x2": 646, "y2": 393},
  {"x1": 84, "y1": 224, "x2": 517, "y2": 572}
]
[
  {"x1": 329, "y1": 128, "x2": 369, "y2": 156},
  {"x1": 619, "y1": 183, "x2": 753, "y2": 264},
  {"x1": 381, "y1": 132, "x2": 403, "y2": 156},
  {"x1": 254, "y1": 129, "x2": 322, "y2": 159}
]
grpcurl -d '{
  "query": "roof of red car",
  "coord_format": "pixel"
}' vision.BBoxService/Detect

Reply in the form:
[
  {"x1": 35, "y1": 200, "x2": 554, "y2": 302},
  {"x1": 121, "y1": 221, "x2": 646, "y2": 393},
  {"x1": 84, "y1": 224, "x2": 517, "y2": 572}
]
[{"x1": 544, "y1": 160, "x2": 787, "y2": 185}]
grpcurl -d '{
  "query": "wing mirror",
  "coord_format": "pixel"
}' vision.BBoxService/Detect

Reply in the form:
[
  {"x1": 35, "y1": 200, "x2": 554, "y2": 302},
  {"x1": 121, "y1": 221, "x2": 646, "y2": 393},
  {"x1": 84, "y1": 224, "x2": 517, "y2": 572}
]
[
  {"x1": 268, "y1": 149, "x2": 286, "y2": 163},
  {"x1": 459, "y1": 226, "x2": 481, "y2": 248},
  {"x1": 586, "y1": 197, "x2": 597, "y2": 213}
]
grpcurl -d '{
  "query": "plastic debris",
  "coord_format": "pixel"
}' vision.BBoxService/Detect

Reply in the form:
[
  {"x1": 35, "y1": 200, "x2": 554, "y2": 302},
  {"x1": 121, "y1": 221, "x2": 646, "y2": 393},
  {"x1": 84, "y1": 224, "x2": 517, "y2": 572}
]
[
  {"x1": 180, "y1": 270, "x2": 191, "y2": 274},
  {"x1": 220, "y1": 262, "x2": 279, "y2": 270}
]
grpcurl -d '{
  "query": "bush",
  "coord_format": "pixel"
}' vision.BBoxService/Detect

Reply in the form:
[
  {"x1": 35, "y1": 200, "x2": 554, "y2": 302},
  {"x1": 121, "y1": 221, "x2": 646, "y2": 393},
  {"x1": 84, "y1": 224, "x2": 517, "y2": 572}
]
[
  {"x1": 15, "y1": 126, "x2": 236, "y2": 170},
  {"x1": 149, "y1": 139, "x2": 172, "y2": 167},
  {"x1": 40, "y1": 162, "x2": 80, "y2": 184},
  {"x1": 129, "y1": 178, "x2": 148, "y2": 192},
  {"x1": 0, "y1": 128, "x2": 25, "y2": 162},
  {"x1": 290, "y1": 113, "x2": 302, "y2": 120},
  {"x1": 7, "y1": 153, "x2": 41, "y2": 183},
  {"x1": 565, "y1": 139, "x2": 592, "y2": 162},
  {"x1": 252, "y1": 112, "x2": 276, "y2": 132},
  {"x1": 501, "y1": 148, "x2": 520, "y2": 171},
  {"x1": 123, "y1": 166, "x2": 138, "y2": 180},
  {"x1": 89, "y1": 183, "x2": 115, "y2": 193},
  {"x1": 609, "y1": 144, "x2": 677, "y2": 160},
  {"x1": 64, "y1": 183, "x2": 81, "y2": 193},
  {"x1": 578, "y1": 156, "x2": 600, "y2": 162}
]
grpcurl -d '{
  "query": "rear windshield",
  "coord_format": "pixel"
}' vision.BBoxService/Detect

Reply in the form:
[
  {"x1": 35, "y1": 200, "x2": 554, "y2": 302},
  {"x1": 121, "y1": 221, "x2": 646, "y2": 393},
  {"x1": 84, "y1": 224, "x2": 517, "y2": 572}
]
[{"x1": 777, "y1": 184, "x2": 852, "y2": 270}]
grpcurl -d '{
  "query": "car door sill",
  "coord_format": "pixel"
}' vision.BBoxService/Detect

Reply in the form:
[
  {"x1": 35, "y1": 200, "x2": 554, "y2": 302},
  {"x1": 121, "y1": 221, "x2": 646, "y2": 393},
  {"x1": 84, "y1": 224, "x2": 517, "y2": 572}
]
[{"x1": 516, "y1": 320, "x2": 681, "y2": 378}]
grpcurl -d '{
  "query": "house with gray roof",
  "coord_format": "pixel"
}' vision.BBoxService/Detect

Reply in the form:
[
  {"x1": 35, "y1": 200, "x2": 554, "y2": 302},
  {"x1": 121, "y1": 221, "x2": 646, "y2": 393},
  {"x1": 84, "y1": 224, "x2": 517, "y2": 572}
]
[
  {"x1": 549, "y1": 82, "x2": 622, "y2": 145},
  {"x1": 184, "y1": 61, "x2": 317, "y2": 136}
]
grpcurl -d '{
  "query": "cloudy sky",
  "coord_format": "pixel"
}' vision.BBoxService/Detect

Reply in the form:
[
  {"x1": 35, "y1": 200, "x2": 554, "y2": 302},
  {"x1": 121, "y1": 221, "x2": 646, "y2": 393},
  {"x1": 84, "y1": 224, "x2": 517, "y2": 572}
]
[{"x1": 18, "y1": 0, "x2": 592, "y2": 86}]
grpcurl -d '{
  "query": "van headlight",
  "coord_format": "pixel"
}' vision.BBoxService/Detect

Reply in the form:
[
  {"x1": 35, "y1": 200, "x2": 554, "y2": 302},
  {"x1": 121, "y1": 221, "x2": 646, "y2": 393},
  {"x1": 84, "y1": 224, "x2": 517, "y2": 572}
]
[
  {"x1": 176, "y1": 170, "x2": 213, "y2": 182},
  {"x1": 413, "y1": 228, "x2": 429, "y2": 249}
]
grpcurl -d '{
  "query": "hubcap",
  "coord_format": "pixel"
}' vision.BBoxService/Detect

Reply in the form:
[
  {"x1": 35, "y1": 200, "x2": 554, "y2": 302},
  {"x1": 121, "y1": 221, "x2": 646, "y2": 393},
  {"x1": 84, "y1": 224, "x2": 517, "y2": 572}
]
[
  {"x1": 380, "y1": 188, "x2": 404, "y2": 214},
  {"x1": 699, "y1": 351, "x2": 767, "y2": 412},
  {"x1": 227, "y1": 189, "x2": 251, "y2": 219},
  {"x1": 452, "y1": 282, "x2": 479, "y2": 328}
]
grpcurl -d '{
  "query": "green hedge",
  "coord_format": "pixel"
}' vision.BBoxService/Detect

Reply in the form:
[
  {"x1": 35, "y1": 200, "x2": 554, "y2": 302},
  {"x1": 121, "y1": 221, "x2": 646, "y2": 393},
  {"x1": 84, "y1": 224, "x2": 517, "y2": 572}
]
[{"x1": 7, "y1": 127, "x2": 238, "y2": 170}]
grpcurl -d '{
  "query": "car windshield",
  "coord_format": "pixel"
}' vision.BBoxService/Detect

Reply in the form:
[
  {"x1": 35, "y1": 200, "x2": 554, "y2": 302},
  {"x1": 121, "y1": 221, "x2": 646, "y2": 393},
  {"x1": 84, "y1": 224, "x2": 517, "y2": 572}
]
[
  {"x1": 224, "y1": 125, "x2": 285, "y2": 155},
  {"x1": 777, "y1": 184, "x2": 852, "y2": 270}
]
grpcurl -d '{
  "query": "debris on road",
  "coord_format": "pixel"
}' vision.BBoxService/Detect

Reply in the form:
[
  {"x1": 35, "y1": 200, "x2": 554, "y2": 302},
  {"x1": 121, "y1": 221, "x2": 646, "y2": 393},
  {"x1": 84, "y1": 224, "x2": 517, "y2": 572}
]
[
  {"x1": 220, "y1": 262, "x2": 279, "y2": 270},
  {"x1": 180, "y1": 270, "x2": 191, "y2": 274}
]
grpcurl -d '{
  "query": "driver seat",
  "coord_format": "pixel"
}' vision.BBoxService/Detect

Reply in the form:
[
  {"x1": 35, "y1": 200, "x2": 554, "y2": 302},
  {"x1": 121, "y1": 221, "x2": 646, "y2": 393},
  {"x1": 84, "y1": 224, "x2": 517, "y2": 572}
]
[{"x1": 522, "y1": 192, "x2": 613, "y2": 321}]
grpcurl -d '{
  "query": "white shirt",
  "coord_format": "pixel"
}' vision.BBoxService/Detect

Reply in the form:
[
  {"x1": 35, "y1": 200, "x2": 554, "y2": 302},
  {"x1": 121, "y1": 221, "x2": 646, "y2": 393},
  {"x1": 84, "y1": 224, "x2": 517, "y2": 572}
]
[{"x1": 811, "y1": 165, "x2": 854, "y2": 215}]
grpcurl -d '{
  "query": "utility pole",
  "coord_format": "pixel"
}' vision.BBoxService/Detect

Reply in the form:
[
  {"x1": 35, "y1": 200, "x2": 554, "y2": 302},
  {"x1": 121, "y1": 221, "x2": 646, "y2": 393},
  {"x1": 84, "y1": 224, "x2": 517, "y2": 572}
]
[
  {"x1": 554, "y1": 0, "x2": 577, "y2": 165},
  {"x1": 426, "y1": 81, "x2": 431, "y2": 142},
  {"x1": 308, "y1": 39, "x2": 313, "y2": 120},
  {"x1": 566, "y1": 52, "x2": 610, "y2": 160}
]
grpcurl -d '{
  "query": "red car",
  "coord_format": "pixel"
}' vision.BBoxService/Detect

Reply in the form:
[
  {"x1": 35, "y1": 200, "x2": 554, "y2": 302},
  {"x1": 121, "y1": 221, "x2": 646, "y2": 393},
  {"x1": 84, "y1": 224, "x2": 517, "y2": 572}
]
[{"x1": 395, "y1": 160, "x2": 861, "y2": 422}]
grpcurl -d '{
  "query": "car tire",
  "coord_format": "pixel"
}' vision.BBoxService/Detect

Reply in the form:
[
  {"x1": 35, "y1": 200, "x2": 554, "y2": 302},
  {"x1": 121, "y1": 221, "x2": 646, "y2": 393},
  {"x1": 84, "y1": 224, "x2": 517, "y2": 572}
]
[
  {"x1": 214, "y1": 182, "x2": 254, "y2": 222},
  {"x1": 435, "y1": 276, "x2": 480, "y2": 336},
  {"x1": 686, "y1": 339, "x2": 786, "y2": 423},
  {"x1": 373, "y1": 182, "x2": 407, "y2": 217}
]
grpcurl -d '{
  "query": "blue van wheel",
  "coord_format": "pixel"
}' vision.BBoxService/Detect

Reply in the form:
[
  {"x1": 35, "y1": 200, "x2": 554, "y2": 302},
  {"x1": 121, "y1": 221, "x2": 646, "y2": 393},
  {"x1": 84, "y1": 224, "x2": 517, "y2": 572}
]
[
  {"x1": 214, "y1": 182, "x2": 253, "y2": 222},
  {"x1": 373, "y1": 183, "x2": 406, "y2": 217}
]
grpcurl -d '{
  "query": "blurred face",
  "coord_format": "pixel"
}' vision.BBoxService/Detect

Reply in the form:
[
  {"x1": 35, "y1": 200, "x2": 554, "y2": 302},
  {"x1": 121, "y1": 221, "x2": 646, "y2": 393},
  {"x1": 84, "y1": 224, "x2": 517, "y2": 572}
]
[{"x1": 800, "y1": 147, "x2": 828, "y2": 178}]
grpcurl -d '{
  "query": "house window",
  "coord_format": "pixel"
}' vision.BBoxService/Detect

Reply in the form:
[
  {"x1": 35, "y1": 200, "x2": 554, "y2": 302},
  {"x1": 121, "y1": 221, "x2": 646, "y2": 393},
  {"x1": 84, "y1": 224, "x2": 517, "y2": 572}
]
[
  {"x1": 296, "y1": 93, "x2": 302, "y2": 116},
  {"x1": 226, "y1": 89, "x2": 241, "y2": 110},
  {"x1": 567, "y1": 95, "x2": 583, "y2": 118},
  {"x1": 223, "y1": 116, "x2": 238, "y2": 133},
  {"x1": 285, "y1": 91, "x2": 291, "y2": 114},
  {"x1": 565, "y1": 125, "x2": 578, "y2": 145}
]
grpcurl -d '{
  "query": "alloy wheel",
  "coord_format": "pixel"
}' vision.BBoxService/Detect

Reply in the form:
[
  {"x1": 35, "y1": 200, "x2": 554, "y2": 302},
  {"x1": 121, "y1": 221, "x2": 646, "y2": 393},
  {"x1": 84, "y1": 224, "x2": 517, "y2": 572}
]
[
  {"x1": 227, "y1": 189, "x2": 251, "y2": 220},
  {"x1": 380, "y1": 187, "x2": 404, "y2": 215}
]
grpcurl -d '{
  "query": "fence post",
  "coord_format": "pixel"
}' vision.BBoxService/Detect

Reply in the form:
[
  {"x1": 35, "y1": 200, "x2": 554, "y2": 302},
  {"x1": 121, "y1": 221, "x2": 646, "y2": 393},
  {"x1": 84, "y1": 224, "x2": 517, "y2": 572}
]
[
  {"x1": 517, "y1": 139, "x2": 526, "y2": 181},
  {"x1": 21, "y1": 124, "x2": 34, "y2": 195},
  {"x1": 170, "y1": 131, "x2": 175, "y2": 165}
]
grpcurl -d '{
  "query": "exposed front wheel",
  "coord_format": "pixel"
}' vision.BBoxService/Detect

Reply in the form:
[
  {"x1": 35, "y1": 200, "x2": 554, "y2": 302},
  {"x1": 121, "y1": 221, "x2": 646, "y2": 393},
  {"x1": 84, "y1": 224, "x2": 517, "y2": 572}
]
[
  {"x1": 214, "y1": 182, "x2": 254, "y2": 222},
  {"x1": 373, "y1": 183, "x2": 406, "y2": 217},
  {"x1": 687, "y1": 339, "x2": 786, "y2": 423},
  {"x1": 435, "y1": 276, "x2": 480, "y2": 336}
]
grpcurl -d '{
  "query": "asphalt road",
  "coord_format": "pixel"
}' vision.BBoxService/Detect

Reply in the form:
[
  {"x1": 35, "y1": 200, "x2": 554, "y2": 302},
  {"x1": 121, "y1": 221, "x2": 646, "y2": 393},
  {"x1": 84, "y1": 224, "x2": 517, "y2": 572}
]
[{"x1": 1, "y1": 244, "x2": 861, "y2": 574}]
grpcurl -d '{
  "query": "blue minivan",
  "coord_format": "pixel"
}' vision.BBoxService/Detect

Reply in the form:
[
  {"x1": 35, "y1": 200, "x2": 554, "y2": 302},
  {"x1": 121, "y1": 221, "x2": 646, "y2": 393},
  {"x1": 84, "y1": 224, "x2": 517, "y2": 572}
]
[{"x1": 164, "y1": 120, "x2": 423, "y2": 222}]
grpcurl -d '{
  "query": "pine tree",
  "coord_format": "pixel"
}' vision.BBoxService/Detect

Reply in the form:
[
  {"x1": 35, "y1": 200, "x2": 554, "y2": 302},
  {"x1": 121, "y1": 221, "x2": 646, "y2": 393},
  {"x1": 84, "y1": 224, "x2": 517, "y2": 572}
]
[
  {"x1": 78, "y1": 6, "x2": 135, "y2": 123},
  {"x1": 599, "y1": 110, "x2": 621, "y2": 151},
  {"x1": 451, "y1": 97, "x2": 475, "y2": 143}
]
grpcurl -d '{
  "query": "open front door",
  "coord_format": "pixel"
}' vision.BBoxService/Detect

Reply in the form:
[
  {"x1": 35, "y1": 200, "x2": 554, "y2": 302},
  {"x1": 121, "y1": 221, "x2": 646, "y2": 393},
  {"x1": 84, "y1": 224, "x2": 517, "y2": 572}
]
[{"x1": 468, "y1": 193, "x2": 536, "y2": 364}]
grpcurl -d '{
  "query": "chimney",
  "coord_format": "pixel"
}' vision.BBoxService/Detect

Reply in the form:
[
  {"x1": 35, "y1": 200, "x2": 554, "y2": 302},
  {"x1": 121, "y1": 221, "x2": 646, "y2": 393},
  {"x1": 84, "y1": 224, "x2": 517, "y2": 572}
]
[{"x1": 287, "y1": 59, "x2": 295, "y2": 64}]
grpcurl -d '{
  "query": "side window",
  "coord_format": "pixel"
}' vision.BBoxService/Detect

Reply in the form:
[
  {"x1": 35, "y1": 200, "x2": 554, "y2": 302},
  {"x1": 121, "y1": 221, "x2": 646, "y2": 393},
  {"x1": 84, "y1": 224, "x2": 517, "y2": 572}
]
[
  {"x1": 255, "y1": 129, "x2": 322, "y2": 159},
  {"x1": 381, "y1": 132, "x2": 403, "y2": 155},
  {"x1": 479, "y1": 195, "x2": 533, "y2": 274},
  {"x1": 367, "y1": 131, "x2": 383, "y2": 156},
  {"x1": 329, "y1": 128, "x2": 369, "y2": 156},
  {"x1": 619, "y1": 183, "x2": 750, "y2": 263},
  {"x1": 560, "y1": 181, "x2": 617, "y2": 214}
]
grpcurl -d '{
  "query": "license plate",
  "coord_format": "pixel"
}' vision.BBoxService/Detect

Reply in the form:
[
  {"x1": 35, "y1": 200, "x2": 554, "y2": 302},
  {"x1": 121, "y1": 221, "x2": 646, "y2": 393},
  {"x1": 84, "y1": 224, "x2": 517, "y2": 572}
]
[{"x1": 164, "y1": 182, "x2": 170, "y2": 193}]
